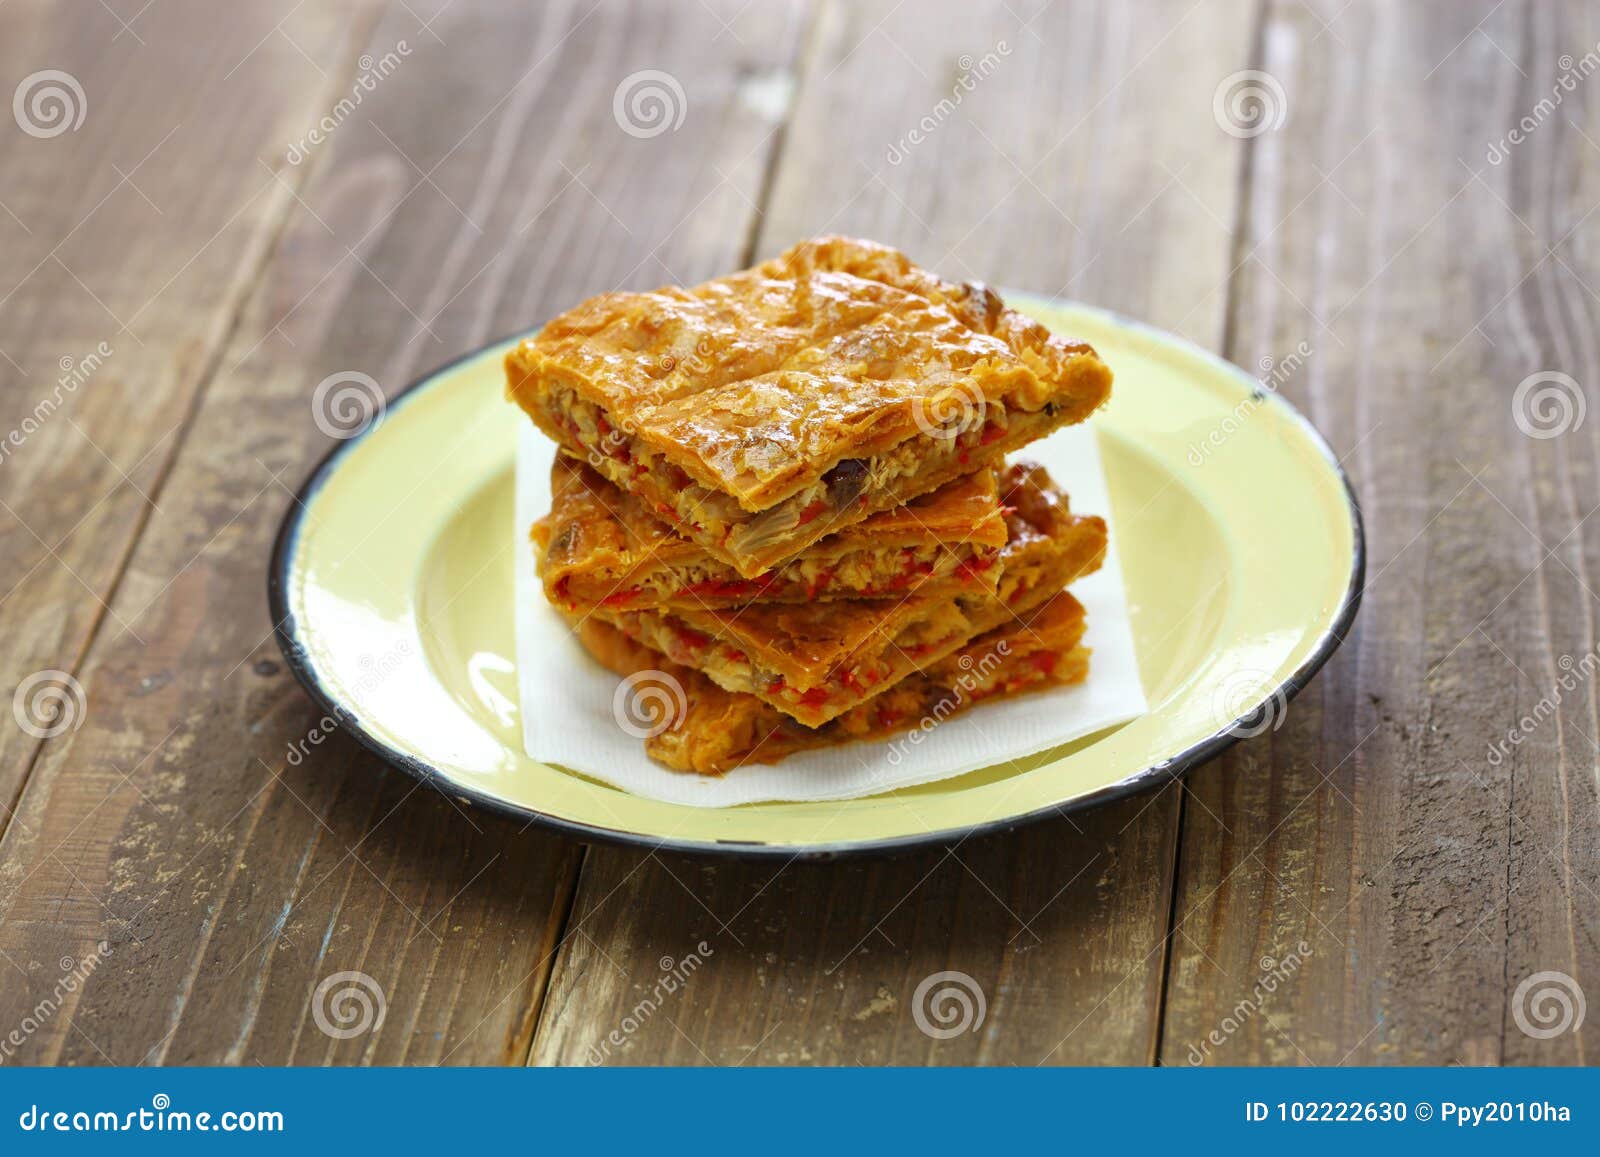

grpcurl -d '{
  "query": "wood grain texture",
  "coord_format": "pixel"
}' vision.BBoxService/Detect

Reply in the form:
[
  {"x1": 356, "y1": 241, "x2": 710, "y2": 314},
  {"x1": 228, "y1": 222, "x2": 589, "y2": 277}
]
[
  {"x1": 530, "y1": 0, "x2": 1256, "y2": 1067},
  {"x1": 0, "y1": 0, "x2": 382, "y2": 827},
  {"x1": 0, "y1": 0, "x2": 808, "y2": 1064},
  {"x1": 2, "y1": 0, "x2": 1593, "y2": 1070},
  {"x1": 1158, "y1": 0, "x2": 1599, "y2": 1065}
]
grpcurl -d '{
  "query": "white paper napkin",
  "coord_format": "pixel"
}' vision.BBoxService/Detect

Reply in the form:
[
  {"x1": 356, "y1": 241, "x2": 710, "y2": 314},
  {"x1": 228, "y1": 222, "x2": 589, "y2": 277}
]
[{"x1": 514, "y1": 423, "x2": 1147, "y2": 807}]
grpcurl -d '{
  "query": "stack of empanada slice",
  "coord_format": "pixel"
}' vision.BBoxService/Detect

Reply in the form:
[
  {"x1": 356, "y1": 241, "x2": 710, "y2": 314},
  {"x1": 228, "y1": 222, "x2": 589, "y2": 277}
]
[{"x1": 508, "y1": 237, "x2": 1113, "y2": 774}]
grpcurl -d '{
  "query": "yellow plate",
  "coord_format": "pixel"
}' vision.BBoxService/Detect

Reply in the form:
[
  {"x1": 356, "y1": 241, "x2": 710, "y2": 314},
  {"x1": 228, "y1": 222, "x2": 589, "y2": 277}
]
[{"x1": 269, "y1": 298, "x2": 1363, "y2": 857}]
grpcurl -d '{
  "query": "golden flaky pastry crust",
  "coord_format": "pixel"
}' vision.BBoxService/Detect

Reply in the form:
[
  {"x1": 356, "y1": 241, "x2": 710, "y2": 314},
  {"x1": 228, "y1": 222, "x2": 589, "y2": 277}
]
[
  {"x1": 576, "y1": 592, "x2": 1090, "y2": 775},
  {"x1": 506, "y1": 236, "x2": 1112, "y2": 577},
  {"x1": 586, "y1": 461, "x2": 1106, "y2": 727},
  {"x1": 536, "y1": 454, "x2": 1007, "y2": 611}
]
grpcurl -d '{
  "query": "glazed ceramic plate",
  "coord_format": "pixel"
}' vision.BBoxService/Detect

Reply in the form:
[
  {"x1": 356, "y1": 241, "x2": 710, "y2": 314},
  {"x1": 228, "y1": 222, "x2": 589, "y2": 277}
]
[{"x1": 269, "y1": 298, "x2": 1363, "y2": 857}]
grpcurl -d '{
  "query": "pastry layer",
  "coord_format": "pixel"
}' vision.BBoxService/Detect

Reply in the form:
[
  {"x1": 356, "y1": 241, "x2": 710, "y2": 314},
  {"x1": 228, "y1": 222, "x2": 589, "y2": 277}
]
[
  {"x1": 576, "y1": 592, "x2": 1090, "y2": 775},
  {"x1": 536, "y1": 454, "x2": 1006, "y2": 611},
  {"x1": 589, "y1": 461, "x2": 1106, "y2": 727},
  {"x1": 506, "y1": 236, "x2": 1112, "y2": 577}
]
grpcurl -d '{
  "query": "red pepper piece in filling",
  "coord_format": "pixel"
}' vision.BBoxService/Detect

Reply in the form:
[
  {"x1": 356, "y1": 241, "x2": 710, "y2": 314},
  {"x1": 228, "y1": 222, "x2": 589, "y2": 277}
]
[
  {"x1": 797, "y1": 500, "x2": 828, "y2": 526},
  {"x1": 979, "y1": 421, "x2": 1006, "y2": 445},
  {"x1": 954, "y1": 555, "x2": 997, "y2": 583},
  {"x1": 890, "y1": 560, "x2": 935, "y2": 590},
  {"x1": 599, "y1": 587, "x2": 643, "y2": 608},
  {"x1": 674, "y1": 626, "x2": 712, "y2": 650},
  {"x1": 796, "y1": 687, "x2": 830, "y2": 709},
  {"x1": 681, "y1": 577, "x2": 769, "y2": 600}
]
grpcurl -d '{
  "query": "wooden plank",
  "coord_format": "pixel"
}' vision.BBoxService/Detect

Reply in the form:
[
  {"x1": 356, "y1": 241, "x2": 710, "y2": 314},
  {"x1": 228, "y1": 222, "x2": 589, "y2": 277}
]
[
  {"x1": 0, "y1": 0, "x2": 808, "y2": 1064},
  {"x1": 531, "y1": 0, "x2": 1256, "y2": 1066},
  {"x1": 1494, "y1": 0, "x2": 1600, "y2": 1067},
  {"x1": 0, "y1": 0, "x2": 384, "y2": 822},
  {"x1": 1159, "y1": 0, "x2": 1599, "y2": 1065}
]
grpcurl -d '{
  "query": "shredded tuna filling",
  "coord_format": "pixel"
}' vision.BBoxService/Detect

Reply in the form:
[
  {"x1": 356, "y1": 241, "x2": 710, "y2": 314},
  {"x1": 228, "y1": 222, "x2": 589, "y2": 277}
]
[
  {"x1": 559, "y1": 542, "x2": 995, "y2": 609},
  {"x1": 603, "y1": 597, "x2": 981, "y2": 721},
  {"x1": 544, "y1": 385, "x2": 1048, "y2": 562}
]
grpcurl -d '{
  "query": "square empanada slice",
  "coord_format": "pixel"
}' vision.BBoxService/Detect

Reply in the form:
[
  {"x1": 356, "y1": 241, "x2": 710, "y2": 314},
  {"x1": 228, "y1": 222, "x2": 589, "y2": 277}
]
[
  {"x1": 506, "y1": 236, "x2": 1112, "y2": 577},
  {"x1": 536, "y1": 453, "x2": 1007, "y2": 611},
  {"x1": 575, "y1": 591, "x2": 1090, "y2": 775},
  {"x1": 587, "y1": 461, "x2": 1105, "y2": 727}
]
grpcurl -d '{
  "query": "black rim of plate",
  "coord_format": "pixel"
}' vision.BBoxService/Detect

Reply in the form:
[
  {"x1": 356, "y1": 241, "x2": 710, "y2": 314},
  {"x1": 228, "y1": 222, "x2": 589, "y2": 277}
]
[{"x1": 268, "y1": 317, "x2": 1367, "y2": 861}]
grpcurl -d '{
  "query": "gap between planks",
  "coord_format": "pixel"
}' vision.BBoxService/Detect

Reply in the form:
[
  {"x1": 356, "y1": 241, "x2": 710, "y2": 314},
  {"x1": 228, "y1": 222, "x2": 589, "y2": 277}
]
[
  {"x1": 0, "y1": 4, "x2": 388, "y2": 851},
  {"x1": 1147, "y1": 0, "x2": 1270, "y2": 1068},
  {"x1": 515, "y1": 0, "x2": 826, "y2": 1063}
]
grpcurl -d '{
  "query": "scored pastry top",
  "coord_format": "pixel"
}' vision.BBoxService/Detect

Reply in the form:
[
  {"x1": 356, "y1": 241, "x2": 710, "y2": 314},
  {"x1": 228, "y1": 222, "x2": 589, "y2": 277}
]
[{"x1": 506, "y1": 236, "x2": 1113, "y2": 513}]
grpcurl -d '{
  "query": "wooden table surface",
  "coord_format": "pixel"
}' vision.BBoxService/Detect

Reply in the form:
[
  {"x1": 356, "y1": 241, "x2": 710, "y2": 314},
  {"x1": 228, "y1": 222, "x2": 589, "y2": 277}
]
[{"x1": 1, "y1": 0, "x2": 1596, "y2": 1067}]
